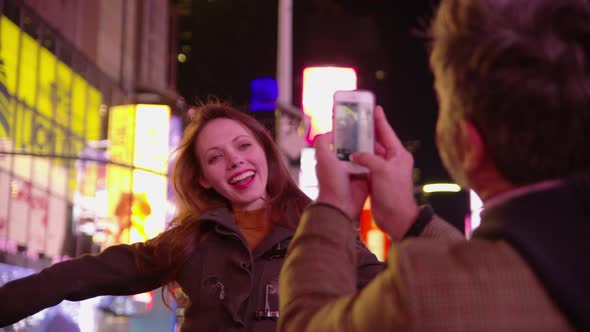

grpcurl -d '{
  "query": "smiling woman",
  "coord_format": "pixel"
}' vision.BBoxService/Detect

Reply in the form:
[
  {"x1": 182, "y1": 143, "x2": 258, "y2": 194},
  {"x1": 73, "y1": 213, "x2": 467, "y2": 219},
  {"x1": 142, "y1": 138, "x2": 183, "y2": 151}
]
[
  {"x1": 195, "y1": 118, "x2": 270, "y2": 211},
  {"x1": 0, "y1": 101, "x2": 384, "y2": 332},
  {"x1": 173, "y1": 101, "x2": 304, "y2": 221}
]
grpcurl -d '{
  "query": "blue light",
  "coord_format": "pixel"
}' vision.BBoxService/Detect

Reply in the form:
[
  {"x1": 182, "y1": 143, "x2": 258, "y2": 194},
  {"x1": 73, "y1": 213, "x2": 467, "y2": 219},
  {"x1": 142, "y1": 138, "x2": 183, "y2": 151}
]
[{"x1": 249, "y1": 77, "x2": 278, "y2": 111}]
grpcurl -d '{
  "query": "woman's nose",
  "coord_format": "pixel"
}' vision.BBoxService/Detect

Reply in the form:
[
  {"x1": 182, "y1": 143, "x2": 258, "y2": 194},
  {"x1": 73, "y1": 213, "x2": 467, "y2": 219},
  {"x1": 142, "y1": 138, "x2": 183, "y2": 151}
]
[{"x1": 226, "y1": 152, "x2": 244, "y2": 169}]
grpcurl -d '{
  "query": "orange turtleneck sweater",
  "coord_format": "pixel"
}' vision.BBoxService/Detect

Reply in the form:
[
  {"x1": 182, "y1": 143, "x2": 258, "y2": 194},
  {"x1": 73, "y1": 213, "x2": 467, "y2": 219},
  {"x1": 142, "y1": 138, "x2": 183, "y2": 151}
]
[{"x1": 232, "y1": 208, "x2": 273, "y2": 250}]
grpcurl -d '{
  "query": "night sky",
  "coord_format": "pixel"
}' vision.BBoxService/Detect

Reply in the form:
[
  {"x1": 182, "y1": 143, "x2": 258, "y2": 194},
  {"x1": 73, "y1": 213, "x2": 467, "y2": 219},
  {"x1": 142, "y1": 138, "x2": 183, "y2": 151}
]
[{"x1": 177, "y1": 0, "x2": 469, "y2": 229}]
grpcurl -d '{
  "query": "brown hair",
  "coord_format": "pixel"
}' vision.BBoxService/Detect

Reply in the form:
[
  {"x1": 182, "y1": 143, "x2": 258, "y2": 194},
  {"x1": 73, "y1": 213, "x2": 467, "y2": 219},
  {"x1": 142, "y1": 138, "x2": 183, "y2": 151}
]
[
  {"x1": 143, "y1": 100, "x2": 310, "y2": 286},
  {"x1": 429, "y1": 0, "x2": 590, "y2": 184}
]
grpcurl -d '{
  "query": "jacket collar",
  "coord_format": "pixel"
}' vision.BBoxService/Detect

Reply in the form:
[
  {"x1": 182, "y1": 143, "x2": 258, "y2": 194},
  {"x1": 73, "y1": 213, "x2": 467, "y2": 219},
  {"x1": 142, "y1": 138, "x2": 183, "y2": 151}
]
[
  {"x1": 199, "y1": 207, "x2": 241, "y2": 234},
  {"x1": 198, "y1": 207, "x2": 295, "y2": 257},
  {"x1": 474, "y1": 172, "x2": 590, "y2": 331},
  {"x1": 252, "y1": 225, "x2": 292, "y2": 259}
]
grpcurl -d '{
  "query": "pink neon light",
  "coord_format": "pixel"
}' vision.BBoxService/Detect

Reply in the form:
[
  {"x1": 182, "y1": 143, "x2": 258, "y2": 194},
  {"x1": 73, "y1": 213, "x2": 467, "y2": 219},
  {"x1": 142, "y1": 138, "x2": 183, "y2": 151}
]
[{"x1": 302, "y1": 67, "x2": 357, "y2": 143}]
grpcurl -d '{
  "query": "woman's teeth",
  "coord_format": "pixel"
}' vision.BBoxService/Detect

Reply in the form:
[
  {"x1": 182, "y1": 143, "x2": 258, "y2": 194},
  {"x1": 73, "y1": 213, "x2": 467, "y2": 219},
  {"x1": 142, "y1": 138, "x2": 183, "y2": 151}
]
[{"x1": 229, "y1": 171, "x2": 255, "y2": 184}]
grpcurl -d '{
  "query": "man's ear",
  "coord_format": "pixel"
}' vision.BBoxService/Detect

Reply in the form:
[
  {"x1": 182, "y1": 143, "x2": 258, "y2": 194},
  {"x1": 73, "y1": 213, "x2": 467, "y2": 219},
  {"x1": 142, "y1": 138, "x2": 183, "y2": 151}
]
[
  {"x1": 459, "y1": 119, "x2": 485, "y2": 173},
  {"x1": 198, "y1": 176, "x2": 212, "y2": 189}
]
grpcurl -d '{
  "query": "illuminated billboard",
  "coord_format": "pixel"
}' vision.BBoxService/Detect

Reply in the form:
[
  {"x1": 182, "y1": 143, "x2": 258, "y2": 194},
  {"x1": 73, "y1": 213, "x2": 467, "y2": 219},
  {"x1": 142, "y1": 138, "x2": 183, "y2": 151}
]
[
  {"x1": 0, "y1": 15, "x2": 103, "y2": 259},
  {"x1": 0, "y1": 16, "x2": 103, "y2": 158},
  {"x1": 104, "y1": 104, "x2": 170, "y2": 246},
  {"x1": 301, "y1": 67, "x2": 357, "y2": 143}
]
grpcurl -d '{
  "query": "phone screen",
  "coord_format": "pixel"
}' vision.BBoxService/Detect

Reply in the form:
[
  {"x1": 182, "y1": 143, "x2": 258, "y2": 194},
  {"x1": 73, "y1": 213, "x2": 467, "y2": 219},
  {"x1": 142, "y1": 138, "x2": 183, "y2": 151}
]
[
  {"x1": 334, "y1": 101, "x2": 372, "y2": 160},
  {"x1": 334, "y1": 102, "x2": 359, "y2": 160}
]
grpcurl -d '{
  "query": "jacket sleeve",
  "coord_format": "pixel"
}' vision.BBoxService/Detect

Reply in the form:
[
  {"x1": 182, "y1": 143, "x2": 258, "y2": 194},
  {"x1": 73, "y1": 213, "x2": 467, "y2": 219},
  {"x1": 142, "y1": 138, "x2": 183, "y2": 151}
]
[
  {"x1": 278, "y1": 204, "x2": 413, "y2": 332},
  {"x1": 0, "y1": 242, "x2": 170, "y2": 327},
  {"x1": 352, "y1": 207, "x2": 459, "y2": 289},
  {"x1": 354, "y1": 236, "x2": 385, "y2": 289},
  {"x1": 420, "y1": 215, "x2": 466, "y2": 240},
  {"x1": 403, "y1": 205, "x2": 465, "y2": 241}
]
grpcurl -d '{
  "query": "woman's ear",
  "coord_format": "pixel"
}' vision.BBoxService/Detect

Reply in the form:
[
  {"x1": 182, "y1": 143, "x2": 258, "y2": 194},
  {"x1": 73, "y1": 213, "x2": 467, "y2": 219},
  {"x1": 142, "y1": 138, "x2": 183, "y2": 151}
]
[
  {"x1": 459, "y1": 119, "x2": 485, "y2": 173},
  {"x1": 198, "y1": 176, "x2": 212, "y2": 189}
]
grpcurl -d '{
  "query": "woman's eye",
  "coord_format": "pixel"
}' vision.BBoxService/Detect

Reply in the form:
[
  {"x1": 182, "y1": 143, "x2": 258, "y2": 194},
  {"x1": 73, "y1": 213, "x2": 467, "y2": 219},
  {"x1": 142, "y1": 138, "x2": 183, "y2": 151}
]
[
  {"x1": 239, "y1": 142, "x2": 252, "y2": 150},
  {"x1": 208, "y1": 155, "x2": 221, "y2": 164}
]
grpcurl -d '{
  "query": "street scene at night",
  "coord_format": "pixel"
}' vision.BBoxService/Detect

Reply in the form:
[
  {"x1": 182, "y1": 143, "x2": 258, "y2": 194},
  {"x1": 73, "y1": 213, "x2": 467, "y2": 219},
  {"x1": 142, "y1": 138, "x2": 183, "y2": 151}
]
[{"x1": 0, "y1": 0, "x2": 588, "y2": 331}]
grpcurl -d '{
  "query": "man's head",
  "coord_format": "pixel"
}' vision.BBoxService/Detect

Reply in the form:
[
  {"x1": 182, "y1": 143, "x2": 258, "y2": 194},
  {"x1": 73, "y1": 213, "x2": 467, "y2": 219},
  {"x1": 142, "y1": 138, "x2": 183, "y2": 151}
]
[{"x1": 430, "y1": 0, "x2": 590, "y2": 195}]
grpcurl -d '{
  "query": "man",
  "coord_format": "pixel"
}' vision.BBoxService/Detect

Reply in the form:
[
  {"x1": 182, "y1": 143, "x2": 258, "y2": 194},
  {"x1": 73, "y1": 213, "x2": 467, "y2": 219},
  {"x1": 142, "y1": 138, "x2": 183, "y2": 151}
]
[{"x1": 278, "y1": 0, "x2": 590, "y2": 331}]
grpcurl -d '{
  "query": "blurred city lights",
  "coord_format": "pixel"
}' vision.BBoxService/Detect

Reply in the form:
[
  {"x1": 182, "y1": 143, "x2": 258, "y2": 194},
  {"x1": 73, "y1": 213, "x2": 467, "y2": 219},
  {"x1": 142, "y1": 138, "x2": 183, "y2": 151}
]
[
  {"x1": 468, "y1": 190, "x2": 483, "y2": 236},
  {"x1": 422, "y1": 183, "x2": 461, "y2": 193},
  {"x1": 375, "y1": 70, "x2": 386, "y2": 80},
  {"x1": 301, "y1": 66, "x2": 357, "y2": 143},
  {"x1": 298, "y1": 147, "x2": 318, "y2": 199}
]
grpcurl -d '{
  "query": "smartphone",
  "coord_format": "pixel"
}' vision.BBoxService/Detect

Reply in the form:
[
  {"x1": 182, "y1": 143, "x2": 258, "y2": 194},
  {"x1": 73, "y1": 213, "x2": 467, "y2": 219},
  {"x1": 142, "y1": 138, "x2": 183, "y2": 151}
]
[{"x1": 332, "y1": 89, "x2": 375, "y2": 173}]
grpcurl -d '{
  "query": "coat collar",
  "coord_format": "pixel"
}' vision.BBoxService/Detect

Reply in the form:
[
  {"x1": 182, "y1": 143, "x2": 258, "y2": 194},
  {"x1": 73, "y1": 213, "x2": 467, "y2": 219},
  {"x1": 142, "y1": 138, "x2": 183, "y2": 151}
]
[
  {"x1": 198, "y1": 207, "x2": 294, "y2": 257},
  {"x1": 199, "y1": 207, "x2": 241, "y2": 234},
  {"x1": 474, "y1": 172, "x2": 590, "y2": 331},
  {"x1": 252, "y1": 225, "x2": 292, "y2": 259}
]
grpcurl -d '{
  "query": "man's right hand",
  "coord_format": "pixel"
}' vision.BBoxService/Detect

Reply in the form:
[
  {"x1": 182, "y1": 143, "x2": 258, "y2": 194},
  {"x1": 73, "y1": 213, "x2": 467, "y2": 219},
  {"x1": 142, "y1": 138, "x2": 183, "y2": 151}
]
[
  {"x1": 351, "y1": 106, "x2": 420, "y2": 240},
  {"x1": 314, "y1": 132, "x2": 370, "y2": 222}
]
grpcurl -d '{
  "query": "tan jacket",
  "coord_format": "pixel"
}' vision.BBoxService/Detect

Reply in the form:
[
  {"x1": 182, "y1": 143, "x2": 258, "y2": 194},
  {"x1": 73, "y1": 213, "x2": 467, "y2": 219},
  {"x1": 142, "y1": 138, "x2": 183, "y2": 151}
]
[{"x1": 278, "y1": 204, "x2": 573, "y2": 332}]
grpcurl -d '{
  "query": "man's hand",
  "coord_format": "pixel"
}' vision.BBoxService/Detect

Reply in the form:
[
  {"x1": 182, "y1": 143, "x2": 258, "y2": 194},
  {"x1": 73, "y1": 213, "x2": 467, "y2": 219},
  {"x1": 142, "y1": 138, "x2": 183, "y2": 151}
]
[
  {"x1": 314, "y1": 132, "x2": 369, "y2": 221},
  {"x1": 351, "y1": 106, "x2": 419, "y2": 240}
]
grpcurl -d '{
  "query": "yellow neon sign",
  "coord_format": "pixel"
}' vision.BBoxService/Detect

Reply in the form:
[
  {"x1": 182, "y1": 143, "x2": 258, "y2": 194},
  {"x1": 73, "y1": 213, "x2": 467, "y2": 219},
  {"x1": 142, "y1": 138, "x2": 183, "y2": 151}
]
[
  {"x1": 0, "y1": 16, "x2": 103, "y2": 157},
  {"x1": 106, "y1": 104, "x2": 170, "y2": 244}
]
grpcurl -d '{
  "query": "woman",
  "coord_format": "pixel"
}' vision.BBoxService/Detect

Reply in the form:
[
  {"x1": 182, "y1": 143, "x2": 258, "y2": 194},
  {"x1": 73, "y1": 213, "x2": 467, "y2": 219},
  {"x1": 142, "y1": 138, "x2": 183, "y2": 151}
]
[{"x1": 0, "y1": 102, "x2": 383, "y2": 331}]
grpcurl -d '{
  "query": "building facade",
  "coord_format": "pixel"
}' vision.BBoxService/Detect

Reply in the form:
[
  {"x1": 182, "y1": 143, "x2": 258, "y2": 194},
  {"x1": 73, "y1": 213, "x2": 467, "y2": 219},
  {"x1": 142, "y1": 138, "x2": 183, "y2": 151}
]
[
  {"x1": 0, "y1": 0, "x2": 179, "y2": 260},
  {"x1": 0, "y1": 0, "x2": 179, "y2": 329}
]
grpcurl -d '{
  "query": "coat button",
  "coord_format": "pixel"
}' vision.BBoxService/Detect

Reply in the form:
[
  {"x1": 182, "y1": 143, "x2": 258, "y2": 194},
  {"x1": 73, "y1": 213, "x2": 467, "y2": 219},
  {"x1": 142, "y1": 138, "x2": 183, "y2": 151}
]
[{"x1": 240, "y1": 262, "x2": 251, "y2": 270}]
